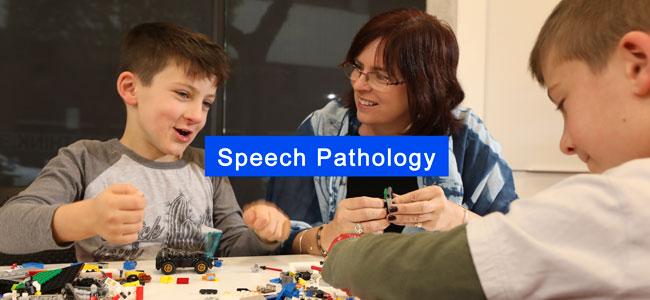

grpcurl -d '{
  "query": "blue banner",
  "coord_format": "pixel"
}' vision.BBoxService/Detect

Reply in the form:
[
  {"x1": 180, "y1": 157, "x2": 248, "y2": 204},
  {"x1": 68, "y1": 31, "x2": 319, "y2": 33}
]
[{"x1": 204, "y1": 136, "x2": 448, "y2": 177}]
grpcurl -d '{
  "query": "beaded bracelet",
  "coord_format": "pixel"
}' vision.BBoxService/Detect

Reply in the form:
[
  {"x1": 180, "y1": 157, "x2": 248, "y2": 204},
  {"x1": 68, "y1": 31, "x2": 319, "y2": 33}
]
[
  {"x1": 315, "y1": 225, "x2": 327, "y2": 257},
  {"x1": 327, "y1": 233, "x2": 361, "y2": 254}
]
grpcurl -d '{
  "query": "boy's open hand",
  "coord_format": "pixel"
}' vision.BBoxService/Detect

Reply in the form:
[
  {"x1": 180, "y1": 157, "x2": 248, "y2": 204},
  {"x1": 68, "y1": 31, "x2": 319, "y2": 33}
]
[
  {"x1": 243, "y1": 200, "x2": 290, "y2": 243},
  {"x1": 90, "y1": 184, "x2": 146, "y2": 245}
]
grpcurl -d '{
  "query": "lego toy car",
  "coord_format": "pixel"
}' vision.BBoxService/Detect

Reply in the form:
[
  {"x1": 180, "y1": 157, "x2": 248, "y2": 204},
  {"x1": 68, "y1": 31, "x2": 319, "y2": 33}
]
[
  {"x1": 155, "y1": 249, "x2": 216, "y2": 275},
  {"x1": 155, "y1": 229, "x2": 223, "y2": 275}
]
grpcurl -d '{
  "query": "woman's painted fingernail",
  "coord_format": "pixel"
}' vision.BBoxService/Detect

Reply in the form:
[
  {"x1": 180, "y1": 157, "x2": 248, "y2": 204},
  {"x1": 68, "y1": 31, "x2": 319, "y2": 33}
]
[
  {"x1": 389, "y1": 206, "x2": 398, "y2": 213},
  {"x1": 387, "y1": 215, "x2": 396, "y2": 221}
]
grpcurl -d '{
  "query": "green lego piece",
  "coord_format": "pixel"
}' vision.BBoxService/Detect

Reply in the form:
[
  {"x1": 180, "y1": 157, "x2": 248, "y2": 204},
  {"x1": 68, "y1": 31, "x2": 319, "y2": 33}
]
[{"x1": 13, "y1": 268, "x2": 62, "y2": 291}]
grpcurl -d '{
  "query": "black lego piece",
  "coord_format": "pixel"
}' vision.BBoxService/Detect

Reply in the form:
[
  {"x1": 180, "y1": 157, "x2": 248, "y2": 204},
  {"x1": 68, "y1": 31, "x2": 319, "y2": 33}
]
[
  {"x1": 199, "y1": 288, "x2": 218, "y2": 294},
  {"x1": 40, "y1": 263, "x2": 84, "y2": 294},
  {"x1": 0, "y1": 279, "x2": 19, "y2": 294}
]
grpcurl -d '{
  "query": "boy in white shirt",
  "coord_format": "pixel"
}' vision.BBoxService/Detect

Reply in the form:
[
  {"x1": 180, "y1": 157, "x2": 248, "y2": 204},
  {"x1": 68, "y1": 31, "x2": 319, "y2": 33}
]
[{"x1": 321, "y1": 0, "x2": 650, "y2": 298}]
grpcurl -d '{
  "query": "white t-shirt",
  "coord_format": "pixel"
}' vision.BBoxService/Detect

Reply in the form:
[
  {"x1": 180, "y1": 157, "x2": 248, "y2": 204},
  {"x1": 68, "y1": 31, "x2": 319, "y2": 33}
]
[{"x1": 468, "y1": 158, "x2": 650, "y2": 299}]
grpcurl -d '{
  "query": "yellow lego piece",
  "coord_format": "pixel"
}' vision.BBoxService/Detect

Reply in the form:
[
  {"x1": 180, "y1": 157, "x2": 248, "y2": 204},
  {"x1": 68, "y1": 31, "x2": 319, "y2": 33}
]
[
  {"x1": 122, "y1": 280, "x2": 141, "y2": 287},
  {"x1": 160, "y1": 275, "x2": 174, "y2": 284},
  {"x1": 82, "y1": 263, "x2": 101, "y2": 272}
]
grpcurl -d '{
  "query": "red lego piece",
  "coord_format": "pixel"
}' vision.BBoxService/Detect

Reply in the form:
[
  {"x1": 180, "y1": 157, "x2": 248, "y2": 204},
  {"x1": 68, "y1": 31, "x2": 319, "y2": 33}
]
[
  {"x1": 136, "y1": 286, "x2": 144, "y2": 300},
  {"x1": 28, "y1": 270, "x2": 46, "y2": 276},
  {"x1": 260, "y1": 265, "x2": 283, "y2": 272},
  {"x1": 176, "y1": 277, "x2": 189, "y2": 284}
]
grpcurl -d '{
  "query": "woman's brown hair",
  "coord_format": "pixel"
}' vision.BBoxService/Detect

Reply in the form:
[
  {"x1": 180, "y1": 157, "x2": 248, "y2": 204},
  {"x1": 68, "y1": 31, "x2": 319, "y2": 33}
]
[{"x1": 341, "y1": 8, "x2": 464, "y2": 135}]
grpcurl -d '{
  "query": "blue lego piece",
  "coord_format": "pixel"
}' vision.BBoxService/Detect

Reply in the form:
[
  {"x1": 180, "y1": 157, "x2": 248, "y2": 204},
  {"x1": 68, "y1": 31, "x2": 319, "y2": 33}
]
[
  {"x1": 269, "y1": 277, "x2": 282, "y2": 284},
  {"x1": 123, "y1": 260, "x2": 137, "y2": 270},
  {"x1": 22, "y1": 262, "x2": 45, "y2": 270},
  {"x1": 204, "y1": 230, "x2": 223, "y2": 260},
  {"x1": 214, "y1": 259, "x2": 223, "y2": 268},
  {"x1": 275, "y1": 282, "x2": 297, "y2": 300}
]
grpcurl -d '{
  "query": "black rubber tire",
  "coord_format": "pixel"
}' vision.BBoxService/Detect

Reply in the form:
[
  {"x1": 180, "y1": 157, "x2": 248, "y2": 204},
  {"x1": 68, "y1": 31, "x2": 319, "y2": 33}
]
[
  {"x1": 194, "y1": 260, "x2": 209, "y2": 274},
  {"x1": 161, "y1": 261, "x2": 176, "y2": 275}
]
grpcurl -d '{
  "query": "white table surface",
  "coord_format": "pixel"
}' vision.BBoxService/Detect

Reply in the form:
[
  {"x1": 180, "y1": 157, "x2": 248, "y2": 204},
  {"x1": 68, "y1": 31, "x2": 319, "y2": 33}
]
[{"x1": 2, "y1": 254, "x2": 344, "y2": 300}]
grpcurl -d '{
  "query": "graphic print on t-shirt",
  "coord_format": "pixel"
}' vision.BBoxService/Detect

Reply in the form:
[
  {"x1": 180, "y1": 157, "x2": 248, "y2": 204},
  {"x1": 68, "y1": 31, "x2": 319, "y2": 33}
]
[{"x1": 91, "y1": 191, "x2": 212, "y2": 261}]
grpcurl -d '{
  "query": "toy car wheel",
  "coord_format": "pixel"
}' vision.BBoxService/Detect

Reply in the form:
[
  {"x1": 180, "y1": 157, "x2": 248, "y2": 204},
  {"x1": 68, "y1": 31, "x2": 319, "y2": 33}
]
[
  {"x1": 161, "y1": 261, "x2": 176, "y2": 275},
  {"x1": 126, "y1": 274, "x2": 139, "y2": 282},
  {"x1": 194, "y1": 260, "x2": 209, "y2": 274}
]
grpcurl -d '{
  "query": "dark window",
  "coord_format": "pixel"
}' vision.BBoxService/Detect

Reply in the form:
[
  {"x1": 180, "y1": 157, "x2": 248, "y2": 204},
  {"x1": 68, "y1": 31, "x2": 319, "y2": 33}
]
[
  {"x1": 0, "y1": 0, "x2": 425, "y2": 207},
  {"x1": 0, "y1": 0, "x2": 220, "y2": 202}
]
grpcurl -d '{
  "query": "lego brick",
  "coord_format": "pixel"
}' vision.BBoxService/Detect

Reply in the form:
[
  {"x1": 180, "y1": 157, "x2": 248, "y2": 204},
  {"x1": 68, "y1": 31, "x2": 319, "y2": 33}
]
[
  {"x1": 159, "y1": 276, "x2": 173, "y2": 284},
  {"x1": 175, "y1": 277, "x2": 189, "y2": 284}
]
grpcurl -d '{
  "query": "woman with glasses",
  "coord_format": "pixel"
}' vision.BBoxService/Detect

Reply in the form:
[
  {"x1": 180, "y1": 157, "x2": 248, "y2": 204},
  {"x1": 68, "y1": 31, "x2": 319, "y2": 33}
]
[{"x1": 268, "y1": 8, "x2": 517, "y2": 255}]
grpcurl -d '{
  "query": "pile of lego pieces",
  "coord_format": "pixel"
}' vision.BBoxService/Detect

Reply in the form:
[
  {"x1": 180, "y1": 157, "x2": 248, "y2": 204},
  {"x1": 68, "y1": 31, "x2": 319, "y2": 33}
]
[{"x1": 1, "y1": 262, "x2": 147, "y2": 300}]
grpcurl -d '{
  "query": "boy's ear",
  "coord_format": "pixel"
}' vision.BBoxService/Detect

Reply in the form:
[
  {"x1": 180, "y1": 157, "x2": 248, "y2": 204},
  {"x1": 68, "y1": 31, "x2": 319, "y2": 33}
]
[
  {"x1": 117, "y1": 71, "x2": 138, "y2": 106},
  {"x1": 620, "y1": 31, "x2": 650, "y2": 97}
]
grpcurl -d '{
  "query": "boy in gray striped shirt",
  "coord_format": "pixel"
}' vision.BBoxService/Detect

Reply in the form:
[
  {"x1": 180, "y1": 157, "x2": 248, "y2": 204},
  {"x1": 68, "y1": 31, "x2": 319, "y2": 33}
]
[{"x1": 0, "y1": 22, "x2": 290, "y2": 261}]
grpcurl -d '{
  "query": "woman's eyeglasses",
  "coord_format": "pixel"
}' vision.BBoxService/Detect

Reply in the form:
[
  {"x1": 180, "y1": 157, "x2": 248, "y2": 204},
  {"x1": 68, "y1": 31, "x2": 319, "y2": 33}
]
[{"x1": 342, "y1": 63, "x2": 405, "y2": 90}]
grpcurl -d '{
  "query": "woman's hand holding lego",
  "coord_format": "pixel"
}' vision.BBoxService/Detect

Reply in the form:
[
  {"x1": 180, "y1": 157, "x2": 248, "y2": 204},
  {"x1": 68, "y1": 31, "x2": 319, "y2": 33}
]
[
  {"x1": 324, "y1": 197, "x2": 389, "y2": 246},
  {"x1": 388, "y1": 185, "x2": 469, "y2": 231},
  {"x1": 89, "y1": 184, "x2": 146, "y2": 245},
  {"x1": 243, "y1": 200, "x2": 291, "y2": 243}
]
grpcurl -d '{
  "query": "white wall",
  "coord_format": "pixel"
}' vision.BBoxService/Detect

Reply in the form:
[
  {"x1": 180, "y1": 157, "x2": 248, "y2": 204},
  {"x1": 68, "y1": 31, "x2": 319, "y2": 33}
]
[{"x1": 429, "y1": 0, "x2": 583, "y2": 198}]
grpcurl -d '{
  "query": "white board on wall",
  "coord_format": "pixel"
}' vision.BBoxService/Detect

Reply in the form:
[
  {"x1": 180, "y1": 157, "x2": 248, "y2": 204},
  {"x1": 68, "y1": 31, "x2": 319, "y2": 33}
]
[{"x1": 483, "y1": 0, "x2": 587, "y2": 172}]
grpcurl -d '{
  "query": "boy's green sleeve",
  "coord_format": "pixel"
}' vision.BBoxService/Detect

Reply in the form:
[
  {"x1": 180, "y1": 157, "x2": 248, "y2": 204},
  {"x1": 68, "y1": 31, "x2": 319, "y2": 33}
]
[{"x1": 322, "y1": 225, "x2": 485, "y2": 300}]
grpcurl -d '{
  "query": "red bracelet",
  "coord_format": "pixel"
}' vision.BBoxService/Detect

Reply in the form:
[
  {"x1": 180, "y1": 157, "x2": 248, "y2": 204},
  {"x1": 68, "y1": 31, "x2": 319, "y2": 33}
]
[{"x1": 327, "y1": 233, "x2": 361, "y2": 254}]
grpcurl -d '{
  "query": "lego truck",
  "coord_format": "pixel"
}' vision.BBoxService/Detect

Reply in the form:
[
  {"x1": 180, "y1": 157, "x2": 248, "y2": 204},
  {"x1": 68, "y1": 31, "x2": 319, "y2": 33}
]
[{"x1": 155, "y1": 229, "x2": 223, "y2": 275}]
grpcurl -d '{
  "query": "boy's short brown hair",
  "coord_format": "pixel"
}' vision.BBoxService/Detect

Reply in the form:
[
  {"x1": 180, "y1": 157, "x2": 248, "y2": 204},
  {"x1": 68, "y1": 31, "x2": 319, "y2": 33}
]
[
  {"x1": 119, "y1": 22, "x2": 229, "y2": 86},
  {"x1": 529, "y1": 0, "x2": 650, "y2": 85}
]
